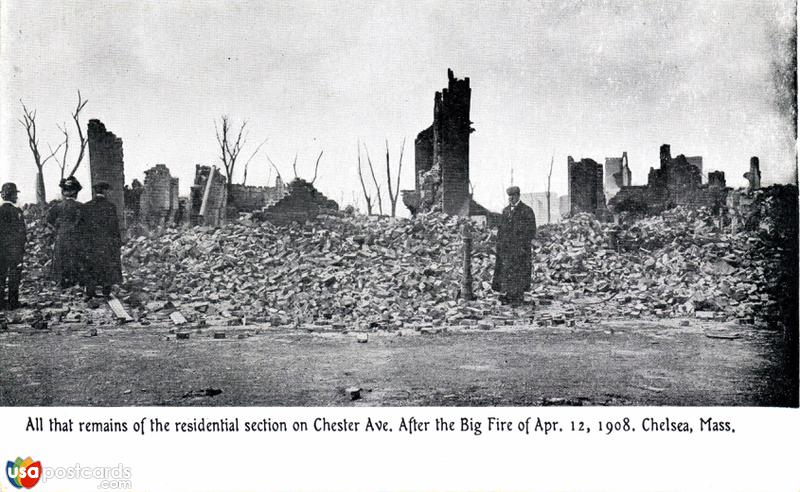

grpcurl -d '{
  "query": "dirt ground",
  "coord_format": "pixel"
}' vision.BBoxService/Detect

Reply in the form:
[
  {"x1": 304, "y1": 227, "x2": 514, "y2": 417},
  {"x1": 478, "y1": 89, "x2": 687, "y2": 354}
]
[{"x1": 1, "y1": 318, "x2": 795, "y2": 407}]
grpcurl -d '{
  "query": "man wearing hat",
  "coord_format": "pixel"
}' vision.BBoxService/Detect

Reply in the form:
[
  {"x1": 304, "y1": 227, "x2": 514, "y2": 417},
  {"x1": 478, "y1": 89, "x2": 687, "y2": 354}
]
[
  {"x1": 79, "y1": 181, "x2": 122, "y2": 299},
  {"x1": 492, "y1": 185, "x2": 537, "y2": 305},
  {"x1": 46, "y1": 176, "x2": 85, "y2": 288},
  {"x1": 0, "y1": 183, "x2": 26, "y2": 310}
]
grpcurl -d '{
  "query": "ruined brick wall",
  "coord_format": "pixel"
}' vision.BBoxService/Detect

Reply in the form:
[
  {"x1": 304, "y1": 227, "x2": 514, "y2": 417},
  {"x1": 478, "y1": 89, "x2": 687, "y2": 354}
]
[
  {"x1": 169, "y1": 177, "x2": 179, "y2": 223},
  {"x1": 87, "y1": 119, "x2": 125, "y2": 230},
  {"x1": 604, "y1": 156, "x2": 623, "y2": 199},
  {"x1": 745, "y1": 156, "x2": 761, "y2": 191},
  {"x1": 190, "y1": 165, "x2": 227, "y2": 226},
  {"x1": 256, "y1": 178, "x2": 338, "y2": 225},
  {"x1": 604, "y1": 152, "x2": 632, "y2": 201},
  {"x1": 140, "y1": 164, "x2": 178, "y2": 226},
  {"x1": 229, "y1": 180, "x2": 288, "y2": 212},
  {"x1": 568, "y1": 156, "x2": 606, "y2": 215},
  {"x1": 612, "y1": 145, "x2": 727, "y2": 214},
  {"x1": 708, "y1": 171, "x2": 726, "y2": 188},
  {"x1": 438, "y1": 69, "x2": 473, "y2": 216},
  {"x1": 403, "y1": 69, "x2": 474, "y2": 217},
  {"x1": 676, "y1": 186, "x2": 728, "y2": 212},
  {"x1": 414, "y1": 126, "x2": 434, "y2": 190}
]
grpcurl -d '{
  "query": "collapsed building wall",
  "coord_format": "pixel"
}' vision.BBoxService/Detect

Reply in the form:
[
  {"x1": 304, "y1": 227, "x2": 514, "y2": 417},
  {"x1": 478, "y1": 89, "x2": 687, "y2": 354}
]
[
  {"x1": 745, "y1": 156, "x2": 761, "y2": 191},
  {"x1": 87, "y1": 119, "x2": 126, "y2": 230},
  {"x1": 229, "y1": 176, "x2": 288, "y2": 212},
  {"x1": 604, "y1": 151, "x2": 631, "y2": 200},
  {"x1": 124, "y1": 179, "x2": 144, "y2": 221},
  {"x1": 609, "y1": 144, "x2": 731, "y2": 214},
  {"x1": 190, "y1": 165, "x2": 228, "y2": 227},
  {"x1": 403, "y1": 69, "x2": 483, "y2": 217},
  {"x1": 568, "y1": 156, "x2": 606, "y2": 215},
  {"x1": 254, "y1": 178, "x2": 338, "y2": 225},
  {"x1": 140, "y1": 164, "x2": 180, "y2": 226}
]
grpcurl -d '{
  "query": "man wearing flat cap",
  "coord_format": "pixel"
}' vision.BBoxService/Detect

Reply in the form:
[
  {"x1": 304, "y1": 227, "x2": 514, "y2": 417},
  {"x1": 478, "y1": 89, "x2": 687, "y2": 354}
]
[
  {"x1": 46, "y1": 176, "x2": 85, "y2": 288},
  {"x1": 492, "y1": 185, "x2": 536, "y2": 305},
  {"x1": 0, "y1": 183, "x2": 26, "y2": 310},
  {"x1": 79, "y1": 181, "x2": 122, "y2": 299}
]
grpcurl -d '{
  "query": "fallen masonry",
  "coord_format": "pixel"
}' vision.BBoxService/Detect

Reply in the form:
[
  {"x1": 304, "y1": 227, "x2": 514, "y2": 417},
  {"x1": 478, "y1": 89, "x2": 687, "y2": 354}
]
[{"x1": 12, "y1": 185, "x2": 796, "y2": 335}]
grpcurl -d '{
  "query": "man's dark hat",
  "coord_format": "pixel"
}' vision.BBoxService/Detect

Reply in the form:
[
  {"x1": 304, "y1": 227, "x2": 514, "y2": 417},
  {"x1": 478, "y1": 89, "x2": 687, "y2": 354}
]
[
  {"x1": 1, "y1": 182, "x2": 19, "y2": 197},
  {"x1": 93, "y1": 181, "x2": 112, "y2": 193},
  {"x1": 60, "y1": 176, "x2": 82, "y2": 192}
]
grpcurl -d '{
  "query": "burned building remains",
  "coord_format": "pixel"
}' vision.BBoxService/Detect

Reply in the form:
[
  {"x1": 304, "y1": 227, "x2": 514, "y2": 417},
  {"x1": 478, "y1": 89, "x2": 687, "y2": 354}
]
[
  {"x1": 254, "y1": 178, "x2": 338, "y2": 225},
  {"x1": 609, "y1": 144, "x2": 728, "y2": 215},
  {"x1": 402, "y1": 69, "x2": 489, "y2": 218},
  {"x1": 229, "y1": 176, "x2": 288, "y2": 212},
  {"x1": 87, "y1": 119, "x2": 126, "y2": 230},
  {"x1": 604, "y1": 151, "x2": 632, "y2": 200},
  {"x1": 139, "y1": 164, "x2": 180, "y2": 226},
  {"x1": 190, "y1": 165, "x2": 228, "y2": 227},
  {"x1": 568, "y1": 156, "x2": 606, "y2": 216}
]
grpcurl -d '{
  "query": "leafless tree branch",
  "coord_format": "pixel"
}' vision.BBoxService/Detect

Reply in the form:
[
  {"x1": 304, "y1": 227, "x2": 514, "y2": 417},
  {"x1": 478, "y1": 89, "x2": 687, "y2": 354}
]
[
  {"x1": 310, "y1": 150, "x2": 323, "y2": 185},
  {"x1": 356, "y1": 139, "x2": 373, "y2": 215},
  {"x1": 362, "y1": 142, "x2": 383, "y2": 215},
  {"x1": 67, "y1": 90, "x2": 88, "y2": 177}
]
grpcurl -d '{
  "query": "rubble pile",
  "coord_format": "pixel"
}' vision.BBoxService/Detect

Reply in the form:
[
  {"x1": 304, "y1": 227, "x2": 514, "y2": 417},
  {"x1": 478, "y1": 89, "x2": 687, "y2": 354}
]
[
  {"x1": 15, "y1": 190, "x2": 792, "y2": 329},
  {"x1": 534, "y1": 208, "x2": 778, "y2": 321}
]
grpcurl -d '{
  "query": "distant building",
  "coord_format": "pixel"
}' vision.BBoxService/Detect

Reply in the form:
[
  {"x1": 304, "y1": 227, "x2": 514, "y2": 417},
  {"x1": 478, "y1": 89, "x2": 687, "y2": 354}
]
[{"x1": 521, "y1": 191, "x2": 565, "y2": 224}]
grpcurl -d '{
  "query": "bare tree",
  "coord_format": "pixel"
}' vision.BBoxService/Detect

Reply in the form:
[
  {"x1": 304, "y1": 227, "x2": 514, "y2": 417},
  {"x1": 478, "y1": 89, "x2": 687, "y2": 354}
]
[
  {"x1": 19, "y1": 101, "x2": 64, "y2": 205},
  {"x1": 49, "y1": 124, "x2": 70, "y2": 181},
  {"x1": 383, "y1": 138, "x2": 405, "y2": 217},
  {"x1": 310, "y1": 150, "x2": 323, "y2": 185},
  {"x1": 215, "y1": 115, "x2": 267, "y2": 201},
  {"x1": 265, "y1": 154, "x2": 284, "y2": 184},
  {"x1": 50, "y1": 92, "x2": 89, "y2": 181},
  {"x1": 362, "y1": 142, "x2": 383, "y2": 215},
  {"x1": 67, "y1": 91, "x2": 88, "y2": 178},
  {"x1": 241, "y1": 137, "x2": 268, "y2": 186},
  {"x1": 546, "y1": 152, "x2": 554, "y2": 224},
  {"x1": 356, "y1": 140, "x2": 373, "y2": 215}
]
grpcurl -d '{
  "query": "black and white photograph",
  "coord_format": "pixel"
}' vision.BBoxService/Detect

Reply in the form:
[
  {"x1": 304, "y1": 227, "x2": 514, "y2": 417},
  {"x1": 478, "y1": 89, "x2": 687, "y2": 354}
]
[{"x1": 0, "y1": 0, "x2": 797, "y2": 410}]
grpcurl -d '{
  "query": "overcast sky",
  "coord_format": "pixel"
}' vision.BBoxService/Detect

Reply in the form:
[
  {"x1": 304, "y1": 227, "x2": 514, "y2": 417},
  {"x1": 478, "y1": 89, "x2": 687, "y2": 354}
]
[{"x1": 1, "y1": 0, "x2": 796, "y2": 212}]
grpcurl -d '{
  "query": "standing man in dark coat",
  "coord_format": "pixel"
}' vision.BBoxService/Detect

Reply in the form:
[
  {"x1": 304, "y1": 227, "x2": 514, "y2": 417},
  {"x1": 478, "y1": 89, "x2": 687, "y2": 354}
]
[
  {"x1": 46, "y1": 176, "x2": 85, "y2": 288},
  {"x1": 492, "y1": 186, "x2": 537, "y2": 305},
  {"x1": 80, "y1": 182, "x2": 122, "y2": 299},
  {"x1": 0, "y1": 183, "x2": 26, "y2": 310}
]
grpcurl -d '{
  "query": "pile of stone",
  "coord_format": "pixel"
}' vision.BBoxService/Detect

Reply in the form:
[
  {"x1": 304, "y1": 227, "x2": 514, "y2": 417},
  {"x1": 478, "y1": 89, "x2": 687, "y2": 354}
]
[{"x1": 14, "y1": 190, "x2": 792, "y2": 330}]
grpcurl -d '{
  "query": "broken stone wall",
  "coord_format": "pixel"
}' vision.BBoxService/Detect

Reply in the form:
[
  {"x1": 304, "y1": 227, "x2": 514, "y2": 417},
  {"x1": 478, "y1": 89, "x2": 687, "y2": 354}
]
[
  {"x1": 87, "y1": 119, "x2": 125, "y2": 230},
  {"x1": 568, "y1": 156, "x2": 606, "y2": 215}
]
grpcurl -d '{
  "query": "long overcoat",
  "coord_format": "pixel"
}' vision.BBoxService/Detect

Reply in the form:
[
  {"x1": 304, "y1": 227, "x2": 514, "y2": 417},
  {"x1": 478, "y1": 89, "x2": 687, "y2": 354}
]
[
  {"x1": 492, "y1": 201, "x2": 537, "y2": 296},
  {"x1": 0, "y1": 202, "x2": 26, "y2": 264},
  {"x1": 46, "y1": 199, "x2": 84, "y2": 286},
  {"x1": 79, "y1": 196, "x2": 122, "y2": 287}
]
